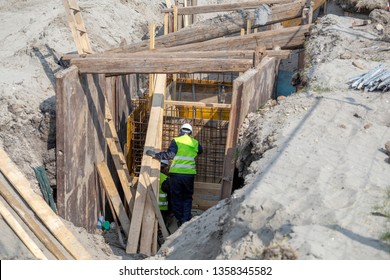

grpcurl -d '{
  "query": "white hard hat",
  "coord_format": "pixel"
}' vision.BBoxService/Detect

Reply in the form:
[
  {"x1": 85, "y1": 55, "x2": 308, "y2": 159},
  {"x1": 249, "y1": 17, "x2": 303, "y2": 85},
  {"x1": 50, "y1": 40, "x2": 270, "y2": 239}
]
[
  {"x1": 180, "y1": 123, "x2": 193, "y2": 134},
  {"x1": 161, "y1": 159, "x2": 169, "y2": 165}
]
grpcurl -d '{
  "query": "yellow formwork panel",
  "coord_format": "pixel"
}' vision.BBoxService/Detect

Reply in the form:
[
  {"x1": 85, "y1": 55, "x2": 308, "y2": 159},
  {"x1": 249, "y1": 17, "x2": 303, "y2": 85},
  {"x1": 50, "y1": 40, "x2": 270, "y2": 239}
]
[
  {"x1": 177, "y1": 106, "x2": 230, "y2": 121},
  {"x1": 126, "y1": 115, "x2": 133, "y2": 175}
]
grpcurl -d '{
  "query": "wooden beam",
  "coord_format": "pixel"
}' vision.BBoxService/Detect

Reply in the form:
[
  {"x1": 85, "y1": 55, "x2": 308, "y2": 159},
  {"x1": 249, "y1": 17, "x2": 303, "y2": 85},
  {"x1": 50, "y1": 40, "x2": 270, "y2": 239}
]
[
  {"x1": 105, "y1": 103, "x2": 134, "y2": 215},
  {"x1": 146, "y1": 185, "x2": 169, "y2": 239},
  {"x1": 0, "y1": 148, "x2": 92, "y2": 260},
  {"x1": 110, "y1": 1, "x2": 306, "y2": 53},
  {"x1": 134, "y1": 49, "x2": 290, "y2": 61},
  {"x1": 63, "y1": 50, "x2": 255, "y2": 60},
  {"x1": 140, "y1": 75, "x2": 165, "y2": 255},
  {"x1": 63, "y1": 0, "x2": 93, "y2": 54},
  {"x1": 161, "y1": 0, "x2": 291, "y2": 15},
  {"x1": 71, "y1": 57, "x2": 254, "y2": 74},
  {"x1": 154, "y1": 24, "x2": 312, "y2": 52},
  {"x1": 0, "y1": 181, "x2": 68, "y2": 260},
  {"x1": 173, "y1": 5, "x2": 178, "y2": 32},
  {"x1": 282, "y1": 0, "x2": 326, "y2": 27},
  {"x1": 96, "y1": 161, "x2": 130, "y2": 236},
  {"x1": 60, "y1": 50, "x2": 292, "y2": 67},
  {"x1": 126, "y1": 74, "x2": 166, "y2": 254},
  {"x1": 140, "y1": 73, "x2": 166, "y2": 255},
  {"x1": 0, "y1": 200, "x2": 47, "y2": 260},
  {"x1": 165, "y1": 0, "x2": 172, "y2": 8}
]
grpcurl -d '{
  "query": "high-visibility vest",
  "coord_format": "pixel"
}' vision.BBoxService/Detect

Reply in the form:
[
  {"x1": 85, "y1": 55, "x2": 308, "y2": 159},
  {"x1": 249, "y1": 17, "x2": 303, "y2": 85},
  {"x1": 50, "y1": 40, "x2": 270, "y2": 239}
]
[
  {"x1": 169, "y1": 134, "x2": 199, "y2": 175},
  {"x1": 159, "y1": 172, "x2": 168, "y2": 211}
]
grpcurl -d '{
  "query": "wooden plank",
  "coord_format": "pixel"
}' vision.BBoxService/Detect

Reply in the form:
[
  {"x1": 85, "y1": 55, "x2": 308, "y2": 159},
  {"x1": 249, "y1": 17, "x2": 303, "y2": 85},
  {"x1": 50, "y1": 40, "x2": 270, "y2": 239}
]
[
  {"x1": 111, "y1": 1, "x2": 305, "y2": 53},
  {"x1": 282, "y1": 0, "x2": 327, "y2": 27},
  {"x1": 63, "y1": 0, "x2": 93, "y2": 54},
  {"x1": 0, "y1": 200, "x2": 47, "y2": 260},
  {"x1": 162, "y1": 0, "x2": 291, "y2": 14},
  {"x1": 71, "y1": 57, "x2": 254, "y2": 74},
  {"x1": 0, "y1": 181, "x2": 68, "y2": 260},
  {"x1": 164, "y1": 13, "x2": 169, "y2": 35},
  {"x1": 96, "y1": 161, "x2": 130, "y2": 236},
  {"x1": 221, "y1": 76, "x2": 244, "y2": 199},
  {"x1": 193, "y1": 182, "x2": 221, "y2": 210},
  {"x1": 105, "y1": 102, "x2": 134, "y2": 214},
  {"x1": 126, "y1": 74, "x2": 166, "y2": 254},
  {"x1": 183, "y1": 0, "x2": 189, "y2": 27},
  {"x1": 146, "y1": 186, "x2": 169, "y2": 239},
  {"x1": 153, "y1": 24, "x2": 311, "y2": 53},
  {"x1": 0, "y1": 148, "x2": 93, "y2": 259},
  {"x1": 63, "y1": 49, "x2": 290, "y2": 61},
  {"x1": 222, "y1": 58, "x2": 279, "y2": 198},
  {"x1": 106, "y1": 189, "x2": 126, "y2": 249},
  {"x1": 165, "y1": 0, "x2": 172, "y2": 8},
  {"x1": 56, "y1": 66, "x2": 105, "y2": 232},
  {"x1": 139, "y1": 74, "x2": 166, "y2": 255},
  {"x1": 106, "y1": 138, "x2": 134, "y2": 213},
  {"x1": 63, "y1": 50, "x2": 254, "y2": 60},
  {"x1": 238, "y1": 57, "x2": 279, "y2": 127},
  {"x1": 173, "y1": 5, "x2": 178, "y2": 32}
]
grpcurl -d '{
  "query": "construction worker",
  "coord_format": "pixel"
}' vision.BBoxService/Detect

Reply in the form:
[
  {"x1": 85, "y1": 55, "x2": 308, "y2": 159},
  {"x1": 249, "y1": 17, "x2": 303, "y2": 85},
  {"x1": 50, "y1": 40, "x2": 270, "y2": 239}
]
[{"x1": 146, "y1": 123, "x2": 202, "y2": 226}]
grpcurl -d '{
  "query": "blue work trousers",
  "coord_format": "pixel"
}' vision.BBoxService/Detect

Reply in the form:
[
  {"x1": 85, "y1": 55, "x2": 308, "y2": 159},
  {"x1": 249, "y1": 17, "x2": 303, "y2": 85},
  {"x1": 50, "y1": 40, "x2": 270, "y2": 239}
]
[{"x1": 169, "y1": 174, "x2": 195, "y2": 225}]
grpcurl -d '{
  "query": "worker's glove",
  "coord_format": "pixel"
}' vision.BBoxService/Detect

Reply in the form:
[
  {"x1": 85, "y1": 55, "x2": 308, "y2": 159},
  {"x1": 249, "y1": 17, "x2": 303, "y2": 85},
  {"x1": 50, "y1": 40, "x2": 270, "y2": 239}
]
[{"x1": 145, "y1": 149, "x2": 156, "y2": 157}]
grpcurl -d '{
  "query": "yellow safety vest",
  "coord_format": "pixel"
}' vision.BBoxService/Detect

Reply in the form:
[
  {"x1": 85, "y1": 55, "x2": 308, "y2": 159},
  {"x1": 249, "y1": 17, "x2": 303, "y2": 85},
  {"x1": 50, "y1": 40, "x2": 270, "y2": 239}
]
[
  {"x1": 169, "y1": 134, "x2": 199, "y2": 175},
  {"x1": 159, "y1": 172, "x2": 168, "y2": 211}
]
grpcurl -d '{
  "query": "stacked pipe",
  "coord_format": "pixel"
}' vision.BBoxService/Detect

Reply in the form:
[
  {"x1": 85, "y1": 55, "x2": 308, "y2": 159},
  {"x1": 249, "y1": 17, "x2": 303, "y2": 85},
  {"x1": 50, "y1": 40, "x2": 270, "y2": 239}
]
[{"x1": 348, "y1": 64, "x2": 390, "y2": 92}]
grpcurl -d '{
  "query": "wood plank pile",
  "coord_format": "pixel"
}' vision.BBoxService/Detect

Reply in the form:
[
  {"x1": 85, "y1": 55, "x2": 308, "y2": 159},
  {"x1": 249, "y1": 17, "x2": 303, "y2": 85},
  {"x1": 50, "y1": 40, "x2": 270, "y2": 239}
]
[{"x1": 0, "y1": 149, "x2": 92, "y2": 259}]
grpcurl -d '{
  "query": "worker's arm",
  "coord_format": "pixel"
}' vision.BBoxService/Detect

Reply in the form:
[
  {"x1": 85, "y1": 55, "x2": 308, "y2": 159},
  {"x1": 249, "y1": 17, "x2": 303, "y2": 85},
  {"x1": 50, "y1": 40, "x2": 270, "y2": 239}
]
[
  {"x1": 161, "y1": 178, "x2": 170, "y2": 193},
  {"x1": 198, "y1": 143, "x2": 203, "y2": 155},
  {"x1": 154, "y1": 140, "x2": 177, "y2": 160}
]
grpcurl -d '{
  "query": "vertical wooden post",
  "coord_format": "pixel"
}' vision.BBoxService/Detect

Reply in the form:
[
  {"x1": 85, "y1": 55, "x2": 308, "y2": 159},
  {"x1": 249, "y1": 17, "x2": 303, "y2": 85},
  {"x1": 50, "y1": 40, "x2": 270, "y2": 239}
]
[
  {"x1": 172, "y1": 5, "x2": 178, "y2": 100},
  {"x1": 149, "y1": 23, "x2": 155, "y2": 98},
  {"x1": 173, "y1": 5, "x2": 178, "y2": 33},
  {"x1": 150, "y1": 23, "x2": 155, "y2": 50},
  {"x1": 192, "y1": 0, "x2": 197, "y2": 24},
  {"x1": 184, "y1": 0, "x2": 189, "y2": 27},
  {"x1": 246, "y1": 19, "x2": 251, "y2": 35},
  {"x1": 164, "y1": 13, "x2": 169, "y2": 35}
]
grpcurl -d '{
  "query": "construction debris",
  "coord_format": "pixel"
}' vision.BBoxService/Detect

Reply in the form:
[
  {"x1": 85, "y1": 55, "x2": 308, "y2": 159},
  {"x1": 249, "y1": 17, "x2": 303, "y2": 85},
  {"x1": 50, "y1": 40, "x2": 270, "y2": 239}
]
[{"x1": 348, "y1": 64, "x2": 390, "y2": 92}]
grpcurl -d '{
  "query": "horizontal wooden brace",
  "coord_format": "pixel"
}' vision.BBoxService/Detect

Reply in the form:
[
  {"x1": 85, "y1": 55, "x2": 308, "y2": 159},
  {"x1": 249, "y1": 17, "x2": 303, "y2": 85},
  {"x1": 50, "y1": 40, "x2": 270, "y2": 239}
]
[
  {"x1": 62, "y1": 49, "x2": 290, "y2": 61},
  {"x1": 157, "y1": 24, "x2": 311, "y2": 52},
  {"x1": 71, "y1": 57, "x2": 254, "y2": 74},
  {"x1": 109, "y1": 1, "x2": 306, "y2": 54},
  {"x1": 161, "y1": 0, "x2": 292, "y2": 15}
]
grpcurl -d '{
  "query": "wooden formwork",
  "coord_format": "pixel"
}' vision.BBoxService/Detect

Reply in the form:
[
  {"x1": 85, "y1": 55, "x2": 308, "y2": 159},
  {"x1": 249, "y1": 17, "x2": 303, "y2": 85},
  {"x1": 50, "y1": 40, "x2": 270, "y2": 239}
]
[
  {"x1": 57, "y1": 0, "x2": 314, "y2": 255},
  {"x1": 56, "y1": 66, "x2": 138, "y2": 232}
]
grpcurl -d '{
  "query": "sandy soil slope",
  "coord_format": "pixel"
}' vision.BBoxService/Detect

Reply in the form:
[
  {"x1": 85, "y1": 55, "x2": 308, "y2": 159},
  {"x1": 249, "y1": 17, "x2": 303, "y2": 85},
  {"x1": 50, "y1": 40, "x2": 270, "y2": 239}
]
[{"x1": 153, "y1": 13, "x2": 390, "y2": 260}]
